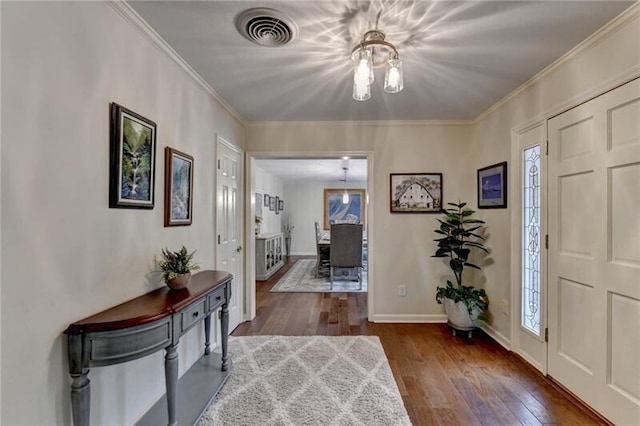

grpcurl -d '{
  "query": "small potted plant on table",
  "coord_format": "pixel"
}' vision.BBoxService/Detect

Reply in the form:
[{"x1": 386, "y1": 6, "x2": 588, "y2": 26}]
[
  {"x1": 159, "y1": 246, "x2": 200, "y2": 290},
  {"x1": 432, "y1": 201, "x2": 489, "y2": 337}
]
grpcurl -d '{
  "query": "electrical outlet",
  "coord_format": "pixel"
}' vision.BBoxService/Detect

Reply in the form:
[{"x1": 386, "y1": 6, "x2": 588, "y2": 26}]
[
  {"x1": 501, "y1": 299, "x2": 509, "y2": 316},
  {"x1": 398, "y1": 285, "x2": 406, "y2": 297}
]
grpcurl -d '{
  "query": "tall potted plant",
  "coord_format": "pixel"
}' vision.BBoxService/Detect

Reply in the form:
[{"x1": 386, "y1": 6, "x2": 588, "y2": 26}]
[{"x1": 432, "y1": 201, "x2": 489, "y2": 336}]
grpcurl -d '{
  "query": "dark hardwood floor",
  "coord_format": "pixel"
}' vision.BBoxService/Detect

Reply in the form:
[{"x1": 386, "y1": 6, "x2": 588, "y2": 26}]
[{"x1": 233, "y1": 256, "x2": 602, "y2": 426}]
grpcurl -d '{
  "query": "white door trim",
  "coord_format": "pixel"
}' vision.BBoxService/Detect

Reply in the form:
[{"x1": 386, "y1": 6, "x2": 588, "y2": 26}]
[
  {"x1": 244, "y1": 150, "x2": 375, "y2": 321},
  {"x1": 510, "y1": 121, "x2": 548, "y2": 373}
]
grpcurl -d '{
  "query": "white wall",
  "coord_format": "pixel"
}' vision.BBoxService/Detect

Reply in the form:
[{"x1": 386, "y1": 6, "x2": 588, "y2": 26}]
[
  {"x1": 254, "y1": 165, "x2": 283, "y2": 235},
  {"x1": 470, "y1": 7, "x2": 640, "y2": 342},
  {"x1": 283, "y1": 180, "x2": 367, "y2": 255},
  {"x1": 1, "y1": 2, "x2": 244, "y2": 425},
  {"x1": 247, "y1": 123, "x2": 474, "y2": 320}
]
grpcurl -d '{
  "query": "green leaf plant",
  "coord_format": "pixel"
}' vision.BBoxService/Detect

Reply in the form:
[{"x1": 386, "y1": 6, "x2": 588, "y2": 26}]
[
  {"x1": 158, "y1": 246, "x2": 200, "y2": 281},
  {"x1": 432, "y1": 201, "x2": 489, "y2": 315}
]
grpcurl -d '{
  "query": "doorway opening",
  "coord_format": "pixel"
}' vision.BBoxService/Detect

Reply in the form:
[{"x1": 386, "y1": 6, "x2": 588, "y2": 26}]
[{"x1": 244, "y1": 153, "x2": 373, "y2": 322}]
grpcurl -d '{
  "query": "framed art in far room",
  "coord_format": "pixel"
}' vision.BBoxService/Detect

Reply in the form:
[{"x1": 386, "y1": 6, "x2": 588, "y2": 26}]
[
  {"x1": 477, "y1": 161, "x2": 507, "y2": 209},
  {"x1": 164, "y1": 147, "x2": 194, "y2": 226},
  {"x1": 264, "y1": 194, "x2": 270, "y2": 207},
  {"x1": 109, "y1": 102, "x2": 156, "y2": 209}
]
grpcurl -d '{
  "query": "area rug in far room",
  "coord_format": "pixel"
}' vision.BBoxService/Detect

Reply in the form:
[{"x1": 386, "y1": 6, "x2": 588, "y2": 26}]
[
  {"x1": 198, "y1": 336, "x2": 411, "y2": 426},
  {"x1": 270, "y1": 259, "x2": 367, "y2": 293}
]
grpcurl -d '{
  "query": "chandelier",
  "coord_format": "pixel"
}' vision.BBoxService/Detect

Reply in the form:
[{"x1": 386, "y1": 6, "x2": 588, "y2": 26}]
[{"x1": 351, "y1": 29, "x2": 404, "y2": 101}]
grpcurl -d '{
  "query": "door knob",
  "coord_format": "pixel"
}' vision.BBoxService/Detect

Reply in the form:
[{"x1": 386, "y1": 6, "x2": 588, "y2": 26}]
[{"x1": 236, "y1": 246, "x2": 243, "y2": 252}]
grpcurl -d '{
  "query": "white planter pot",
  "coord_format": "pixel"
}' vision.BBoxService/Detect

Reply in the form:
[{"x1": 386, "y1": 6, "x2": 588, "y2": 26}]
[{"x1": 443, "y1": 298, "x2": 481, "y2": 330}]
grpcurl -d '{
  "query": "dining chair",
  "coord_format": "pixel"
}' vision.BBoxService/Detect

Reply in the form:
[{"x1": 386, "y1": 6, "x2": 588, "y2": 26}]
[
  {"x1": 314, "y1": 221, "x2": 330, "y2": 277},
  {"x1": 329, "y1": 223, "x2": 363, "y2": 289}
]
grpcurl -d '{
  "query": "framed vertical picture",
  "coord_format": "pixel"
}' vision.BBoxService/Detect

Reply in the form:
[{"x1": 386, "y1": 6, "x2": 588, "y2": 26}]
[
  {"x1": 269, "y1": 196, "x2": 275, "y2": 211},
  {"x1": 255, "y1": 192, "x2": 263, "y2": 218},
  {"x1": 164, "y1": 147, "x2": 194, "y2": 226},
  {"x1": 275, "y1": 196, "x2": 280, "y2": 215},
  {"x1": 279, "y1": 199, "x2": 284, "y2": 211},
  {"x1": 390, "y1": 173, "x2": 442, "y2": 213},
  {"x1": 109, "y1": 102, "x2": 156, "y2": 209},
  {"x1": 477, "y1": 161, "x2": 507, "y2": 208},
  {"x1": 264, "y1": 194, "x2": 270, "y2": 207}
]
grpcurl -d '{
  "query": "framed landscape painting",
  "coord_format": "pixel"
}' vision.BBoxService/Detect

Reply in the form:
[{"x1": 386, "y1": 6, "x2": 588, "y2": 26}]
[
  {"x1": 390, "y1": 173, "x2": 442, "y2": 213},
  {"x1": 109, "y1": 102, "x2": 156, "y2": 209},
  {"x1": 477, "y1": 161, "x2": 507, "y2": 208},
  {"x1": 164, "y1": 147, "x2": 194, "y2": 226},
  {"x1": 323, "y1": 188, "x2": 365, "y2": 230}
]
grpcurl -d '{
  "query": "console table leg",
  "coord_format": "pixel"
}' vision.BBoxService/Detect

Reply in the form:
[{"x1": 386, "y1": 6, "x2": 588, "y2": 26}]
[
  {"x1": 70, "y1": 371, "x2": 90, "y2": 426},
  {"x1": 204, "y1": 314, "x2": 211, "y2": 355},
  {"x1": 164, "y1": 344, "x2": 179, "y2": 426},
  {"x1": 221, "y1": 302, "x2": 229, "y2": 371}
]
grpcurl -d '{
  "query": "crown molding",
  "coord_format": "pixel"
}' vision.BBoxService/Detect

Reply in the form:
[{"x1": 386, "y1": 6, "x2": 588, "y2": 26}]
[
  {"x1": 107, "y1": 0, "x2": 246, "y2": 126},
  {"x1": 246, "y1": 119, "x2": 474, "y2": 128},
  {"x1": 474, "y1": 2, "x2": 640, "y2": 123}
]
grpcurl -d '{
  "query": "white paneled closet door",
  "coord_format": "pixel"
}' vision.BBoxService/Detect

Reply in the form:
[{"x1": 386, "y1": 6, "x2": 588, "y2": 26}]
[
  {"x1": 548, "y1": 78, "x2": 640, "y2": 425},
  {"x1": 216, "y1": 136, "x2": 244, "y2": 333}
]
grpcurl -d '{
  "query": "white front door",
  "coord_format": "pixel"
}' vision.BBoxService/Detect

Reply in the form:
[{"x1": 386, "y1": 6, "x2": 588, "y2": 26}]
[
  {"x1": 512, "y1": 122, "x2": 548, "y2": 373},
  {"x1": 548, "y1": 78, "x2": 640, "y2": 425},
  {"x1": 216, "y1": 136, "x2": 243, "y2": 333}
]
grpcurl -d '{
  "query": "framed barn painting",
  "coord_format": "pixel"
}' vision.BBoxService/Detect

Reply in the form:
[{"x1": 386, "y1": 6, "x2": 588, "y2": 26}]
[
  {"x1": 390, "y1": 173, "x2": 442, "y2": 213},
  {"x1": 477, "y1": 161, "x2": 507, "y2": 209},
  {"x1": 109, "y1": 103, "x2": 156, "y2": 209},
  {"x1": 164, "y1": 147, "x2": 194, "y2": 226},
  {"x1": 323, "y1": 188, "x2": 365, "y2": 230}
]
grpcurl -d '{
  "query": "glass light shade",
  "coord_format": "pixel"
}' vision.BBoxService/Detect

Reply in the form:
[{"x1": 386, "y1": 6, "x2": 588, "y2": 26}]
[
  {"x1": 342, "y1": 190, "x2": 349, "y2": 204},
  {"x1": 384, "y1": 58, "x2": 404, "y2": 94},
  {"x1": 352, "y1": 78, "x2": 371, "y2": 101},
  {"x1": 353, "y1": 49, "x2": 373, "y2": 82},
  {"x1": 353, "y1": 49, "x2": 372, "y2": 101}
]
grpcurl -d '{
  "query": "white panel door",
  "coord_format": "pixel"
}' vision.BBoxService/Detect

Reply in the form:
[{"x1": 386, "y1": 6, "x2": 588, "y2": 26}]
[
  {"x1": 514, "y1": 123, "x2": 548, "y2": 374},
  {"x1": 216, "y1": 136, "x2": 243, "y2": 333},
  {"x1": 548, "y1": 78, "x2": 640, "y2": 424}
]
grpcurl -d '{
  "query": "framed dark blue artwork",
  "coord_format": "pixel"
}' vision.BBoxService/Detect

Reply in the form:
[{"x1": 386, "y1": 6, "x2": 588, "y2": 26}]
[{"x1": 478, "y1": 161, "x2": 507, "y2": 209}]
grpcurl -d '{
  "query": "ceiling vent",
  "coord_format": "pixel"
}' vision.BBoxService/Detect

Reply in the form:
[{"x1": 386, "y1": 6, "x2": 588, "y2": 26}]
[{"x1": 236, "y1": 8, "x2": 297, "y2": 47}]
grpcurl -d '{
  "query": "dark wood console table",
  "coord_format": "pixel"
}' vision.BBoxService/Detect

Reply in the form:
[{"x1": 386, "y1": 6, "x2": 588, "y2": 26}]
[{"x1": 64, "y1": 270, "x2": 233, "y2": 426}]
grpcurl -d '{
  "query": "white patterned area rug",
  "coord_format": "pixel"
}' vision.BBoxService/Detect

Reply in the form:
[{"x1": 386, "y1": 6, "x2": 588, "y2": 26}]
[
  {"x1": 198, "y1": 336, "x2": 411, "y2": 426},
  {"x1": 270, "y1": 259, "x2": 367, "y2": 293}
]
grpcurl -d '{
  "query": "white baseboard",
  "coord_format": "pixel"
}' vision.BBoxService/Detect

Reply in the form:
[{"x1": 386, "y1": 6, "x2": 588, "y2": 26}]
[
  {"x1": 514, "y1": 349, "x2": 545, "y2": 374},
  {"x1": 290, "y1": 251, "x2": 316, "y2": 256},
  {"x1": 479, "y1": 322, "x2": 511, "y2": 350},
  {"x1": 370, "y1": 314, "x2": 448, "y2": 323}
]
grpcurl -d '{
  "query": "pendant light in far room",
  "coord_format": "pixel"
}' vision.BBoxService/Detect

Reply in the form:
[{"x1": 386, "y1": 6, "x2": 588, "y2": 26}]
[{"x1": 341, "y1": 167, "x2": 349, "y2": 204}]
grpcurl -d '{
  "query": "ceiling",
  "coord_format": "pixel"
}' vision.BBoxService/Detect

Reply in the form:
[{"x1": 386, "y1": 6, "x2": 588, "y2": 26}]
[
  {"x1": 256, "y1": 158, "x2": 368, "y2": 183},
  {"x1": 130, "y1": 1, "x2": 633, "y2": 122}
]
